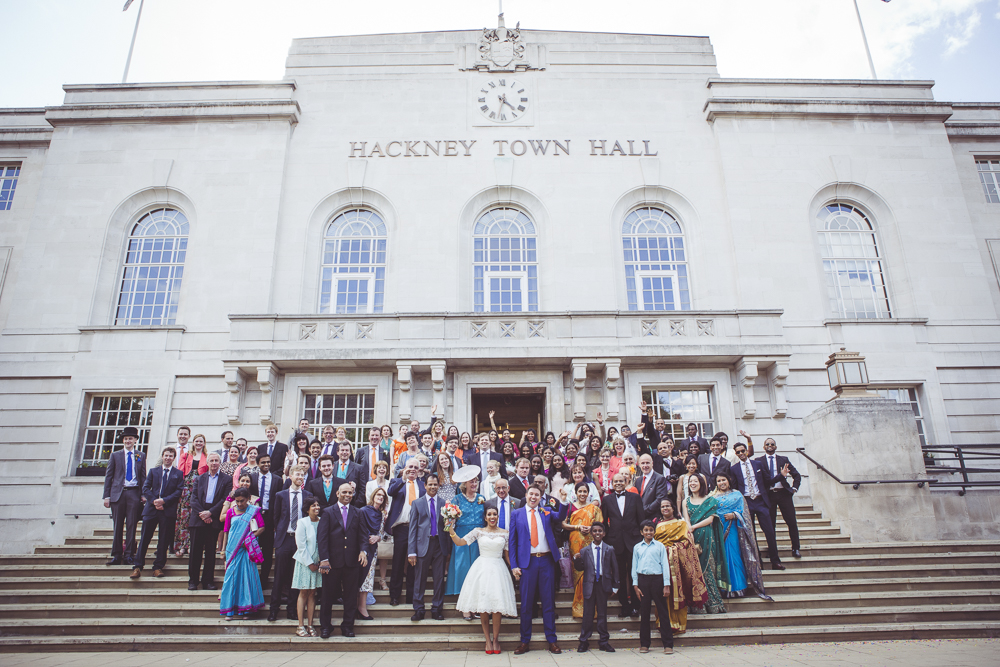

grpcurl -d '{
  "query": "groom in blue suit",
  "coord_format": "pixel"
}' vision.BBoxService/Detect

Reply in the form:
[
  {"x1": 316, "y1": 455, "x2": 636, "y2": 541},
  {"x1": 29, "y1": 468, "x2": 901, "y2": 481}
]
[{"x1": 509, "y1": 486, "x2": 567, "y2": 654}]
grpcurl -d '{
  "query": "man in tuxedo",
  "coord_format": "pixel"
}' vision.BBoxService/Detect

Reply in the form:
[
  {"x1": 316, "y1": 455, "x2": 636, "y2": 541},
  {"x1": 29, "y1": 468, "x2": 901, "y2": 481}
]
[
  {"x1": 251, "y1": 454, "x2": 279, "y2": 589},
  {"x1": 306, "y1": 455, "x2": 339, "y2": 508},
  {"x1": 602, "y1": 472, "x2": 643, "y2": 617},
  {"x1": 102, "y1": 426, "x2": 147, "y2": 566},
  {"x1": 485, "y1": 478, "x2": 521, "y2": 531},
  {"x1": 187, "y1": 452, "x2": 231, "y2": 590},
  {"x1": 632, "y1": 454, "x2": 670, "y2": 519},
  {"x1": 134, "y1": 445, "x2": 183, "y2": 578},
  {"x1": 510, "y1": 486, "x2": 567, "y2": 655},
  {"x1": 257, "y1": 426, "x2": 288, "y2": 478},
  {"x1": 731, "y1": 443, "x2": 784, "y2": 570},
  {"x1": 574, "y1": 522, "x2": 618, "y2": 653},
  {"x1": 386, "y1": 460, "x2": 424, "y2": 606},
  {"x1": 698, "y1": 437, "x2": 731, "y2": 492},
  {"x1": 356, "y1": 426, "x2": 389, "y2": 481},
  {"x1": 407, "y1": 474, "x2": 452, "y2": 621},
  {"x1": 332, "y1": 442, "x2": 366, "y2": 507},
  {"x1": 267, "y1": 465, "x2": 314, "y2": 621},
  {"x1": 508, "y1": 458, "x2": 534, "y2": 500},
  {"x1": 473, "y1": 433, "x2": 508, "y2": 483},
  {"x1": 317, "y1": 483, "x2": 374, "y2": 638},
  {"x1": 758, "y1": 438, "x2": 802, "y2": 559},
  {"x1": 680, "y1": 422, "x2": 709, "y2": 453}
]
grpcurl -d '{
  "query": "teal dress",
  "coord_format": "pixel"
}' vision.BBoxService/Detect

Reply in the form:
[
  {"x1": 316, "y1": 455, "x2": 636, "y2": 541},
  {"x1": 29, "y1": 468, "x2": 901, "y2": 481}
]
[
  {"x1": 446, "y1": 493, "x2": 485, "y2": 595},
  {"x1": 220, "y1": 506, "x2": 265, "y2": 617}
]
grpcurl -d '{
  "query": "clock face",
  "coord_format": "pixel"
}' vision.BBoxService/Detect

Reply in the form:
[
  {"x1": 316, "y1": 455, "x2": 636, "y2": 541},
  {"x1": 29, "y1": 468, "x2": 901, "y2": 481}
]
[{"x1": 476, "y1": 78, "x2": 529, "y2": 123}]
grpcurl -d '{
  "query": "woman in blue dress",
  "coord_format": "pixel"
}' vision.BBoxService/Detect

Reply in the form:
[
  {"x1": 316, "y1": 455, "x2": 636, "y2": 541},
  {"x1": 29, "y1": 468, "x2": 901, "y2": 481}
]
[
  {"x1": 445, "y1": 472, "x2": 486, "y2": 619},
  {"x1": 713, "y1": 472, "x2": 771, "y2": 601},
  {"x1": 220, "y1": 487, "x2": 266, "y2": 619}
]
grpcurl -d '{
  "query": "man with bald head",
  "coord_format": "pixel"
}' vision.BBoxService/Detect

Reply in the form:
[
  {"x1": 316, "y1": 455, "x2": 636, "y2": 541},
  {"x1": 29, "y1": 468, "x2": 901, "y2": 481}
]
[
  {"x1": 631, "y1": 454, "x2": 670, "y2": 520},
  {"x1": 602, "y1": 472, "x2": 643, "y2": 617},
  {"x1": 317, "y1": 483, "x2": 375, "y2": 638},
  {"x1": 187, "y1": 452, "x2": 232, "y2": 591}
]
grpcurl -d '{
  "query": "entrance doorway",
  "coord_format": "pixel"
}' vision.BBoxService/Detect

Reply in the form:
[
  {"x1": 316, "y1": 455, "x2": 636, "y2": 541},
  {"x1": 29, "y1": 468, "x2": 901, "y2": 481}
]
[{"x1": 471, "y1": 389, "x2": 545, "y2": 442}]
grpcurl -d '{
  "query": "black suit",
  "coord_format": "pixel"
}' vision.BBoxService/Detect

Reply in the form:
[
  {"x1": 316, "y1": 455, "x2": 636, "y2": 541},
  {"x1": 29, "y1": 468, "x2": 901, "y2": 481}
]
[
  {"x1": 601, "y1": 490, "x2": 643, "y2": 615},
  {"x1": 354, "y1": 443, "x2": 390, "y2": 480},
  {"x1": 136, "y1": 465, "x2": 184, "y2": 571},
  {"x1": 632, "y1": 471, "x2": 670, "y2": 519},
  {"x1": 187, "y1": 471, "x2": 232, "y2": 587},
  {"x1": 507, "y1": 474, "x2": 534, "y2": 500},
  {"x1": 269, "y1": 487, "x2": 314, "y2": 617},
  {"x1": 575, "y1": 541, "x2": 619, "y2": 646},
  {"x1": 731, "y1": 457, "x2": 781, "y2": 565},
  {"x1": 698, "y1": 453, "x2": 731, "y2": 491},
  {"x1": 681, "y1": 436, "x2": 709, "y2": 453},
  {"x1": 330, "y1": 459, "x2": 367, "y2": 507},
  {"x1": 653, "y1": 454, "x2": 686, "y2": 479},
  {"x1": 250, "y1": 471, "x2": 280, "y2": 588},
  {"x1": 469, "y1": 450, "x2": 509, "y2": 480},
  {"x1": 306, "y1": 476, "x2": 340, "y2": 508},
  {"x1": 317, "y1": 502, "x2": 376, "y2": 633},
  {"x1": 256, "y1": 441, "x2": 288, "y2": 477},
  {"x1": 757, "y1": 453, "x2": 802, "y2": 553}
]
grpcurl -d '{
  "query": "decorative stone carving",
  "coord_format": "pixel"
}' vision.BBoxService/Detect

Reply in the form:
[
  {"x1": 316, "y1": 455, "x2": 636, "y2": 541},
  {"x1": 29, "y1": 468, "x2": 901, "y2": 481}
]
[
  {"x1": 641, "y1": 320, "x2": 659, "y2": 337},
  {"x1": 396, "y1": 362, "x2": 413, "y2": 422},
  {"x1": 604, "y1": 360, "x2": 621, "y2": 421},
  {"x1": 256, "y1": 363, "x2": 277, "y2": 426},
  {"x1": 768, "y1": 360, "x2": 790, "y2": 418},
  {"x1": 430, "y1": 361, "x2": 447, "y2": 419},
  {"x1": 736, "y1": 359, "x2": 759, "y2": 419},
  {"x1": 500, "y1": 321, "x2": 516, "y2": 338},
  {"x1": 224, "y1": 364, "x2": 246, "y2": 426},
  {"x1": 669, "y1": 320, "x2": 685, "y2": 337},
  {"x1": 471, "y1": 322, "x2": 488, "y2": 338},
  {"x1": 697, "y1": 320, "x2": 715, "y2": 336},
  {"x1": 299, "y1": 323, "x2": 317, "y2": 341},
  {"x1": 357, "y1": 322, "x2": 374, "y2": 340},
  {"x1": 571, "y1": 360, "x2": 588, "y2": 422},
  {"x1": 528, "y1": 320, "x2": 545, "y2": 338},
  {"x1": 327, "y1": 323, "x2": 345, "y2": 340},
  {"x1": 474, "y1": 14, "x2": 531, "y2": 72}
]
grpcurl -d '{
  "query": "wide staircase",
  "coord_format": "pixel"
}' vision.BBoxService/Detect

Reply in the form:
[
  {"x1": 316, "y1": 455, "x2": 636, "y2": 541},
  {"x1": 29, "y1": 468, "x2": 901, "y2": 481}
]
[{"x1": 0, "y1": 503, "x2": 998, "y2": 651}]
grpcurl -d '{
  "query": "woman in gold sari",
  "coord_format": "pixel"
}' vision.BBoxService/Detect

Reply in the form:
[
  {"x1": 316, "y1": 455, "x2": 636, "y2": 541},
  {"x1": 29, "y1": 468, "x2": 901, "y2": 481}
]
[
  {"x1": 653, "y1": 500, "x2": 709, "y2": 634},
  {"x1": 562, "y1": 482, "x2": 603, "y2": 618}
]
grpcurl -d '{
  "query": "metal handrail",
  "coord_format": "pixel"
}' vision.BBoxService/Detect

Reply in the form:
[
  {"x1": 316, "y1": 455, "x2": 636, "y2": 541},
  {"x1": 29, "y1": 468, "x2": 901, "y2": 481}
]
[
  {"x1": 795, "y1": 447, "x2": 936, "y2": 490},
  {"x1": 921, "y1": 444, "x2": 1000, "y2": 496}
]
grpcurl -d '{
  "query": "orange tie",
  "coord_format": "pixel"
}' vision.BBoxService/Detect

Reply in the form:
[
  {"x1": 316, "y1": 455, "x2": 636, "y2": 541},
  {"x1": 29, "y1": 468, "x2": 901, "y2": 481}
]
[
  {"x1": 641, "y1": 475, "x2": 647, "y2": 495},
  {"x1": 530, "y1": 508, "x2": 539, "y2": 548},
  {"x1": 407, "y1": 480, "x2": 416, "y2": 506},
  {"x1": 370, "y1": 447, "x2": 377, "y2": 480}
]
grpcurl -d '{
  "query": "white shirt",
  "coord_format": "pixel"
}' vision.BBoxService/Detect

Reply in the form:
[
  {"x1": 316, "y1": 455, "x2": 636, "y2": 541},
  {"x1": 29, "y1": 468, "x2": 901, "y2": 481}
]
[
  {"x1": 527, "y1": 506, "x2": 551, "y2": 554},
  {"x1": 321, "y1": 442, "x2": 337, "y2": 458},
  {"x1": 266, "y1": 441, "x2": 276, "y2": 457},
  {"x1": 287, "y1": 488, "x2": 302, "y2": 534},
  {"x1": 591, "y1": 541, "x2": 617, "y2": 592},
  {"x1": 392, "y1": 479, "x2": 418, "y2": 528},
  {"x1": 123, "y1": 449, "x2": 138, "y2": 487},
  {"x1": 616, "y1": 491, "x2": 627, "y2": 516},
  {"x1": 767, "y1": 455, "x2": 783, "y2": 490},
  {"x1": 741, "y1": 460, "x2": 759, "y2": 497},
  {"x1": 710, "y1": 455, "x2": 720, "y2": 472},
  {"x1": 259, "y1": 473, "x2": 270, "y2": 510},
  {"x1": 479, "y1": 451, "x2": 491, "y2": 481},
  {"x1": 496, "y1": 496, "x2": 512, "y2": 530}
]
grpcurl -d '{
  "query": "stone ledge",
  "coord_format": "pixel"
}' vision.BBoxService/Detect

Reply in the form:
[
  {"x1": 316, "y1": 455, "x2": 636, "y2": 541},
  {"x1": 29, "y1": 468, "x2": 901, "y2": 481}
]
[
  {"x1": 705, "y1": 98, "x2": 953, "y2": 122},
  {"x1": 44, "y1": 101, "x2": 300, "y2": 126}
]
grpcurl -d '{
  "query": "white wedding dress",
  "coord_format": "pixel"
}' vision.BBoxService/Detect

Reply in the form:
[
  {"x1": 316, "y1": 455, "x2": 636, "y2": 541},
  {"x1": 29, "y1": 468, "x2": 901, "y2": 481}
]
[{"x1": 455, "y1": 528, "x2": 518, "y2": 615}]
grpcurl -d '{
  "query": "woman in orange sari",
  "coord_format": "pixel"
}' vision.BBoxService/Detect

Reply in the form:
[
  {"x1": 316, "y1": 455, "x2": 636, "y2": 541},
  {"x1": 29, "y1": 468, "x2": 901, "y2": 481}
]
[
  {"x1": 562, "y1": 482, "x2": 603, "y2": 618},
  {"x1": 653, "y1": 499, "x2": 709, "y2": 634}
]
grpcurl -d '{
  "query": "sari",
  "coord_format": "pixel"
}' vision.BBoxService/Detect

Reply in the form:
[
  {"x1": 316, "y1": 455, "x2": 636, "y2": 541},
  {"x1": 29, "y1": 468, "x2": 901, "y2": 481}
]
[
  {"x1": 715, "y1": 490, "x2": 772, "y2": 601},
  {"x1": 220, "y1": 506, "x2": 265, "y2": 617},
  {"x1": 568, "y1": 503, "x2": 603, "y2": 618},
  {"x1": 653, "y1": 519, "x2": 709, "y2": 633},
  {"x1": 685, "y1": 496, "x2": 728, "y2": 614}
]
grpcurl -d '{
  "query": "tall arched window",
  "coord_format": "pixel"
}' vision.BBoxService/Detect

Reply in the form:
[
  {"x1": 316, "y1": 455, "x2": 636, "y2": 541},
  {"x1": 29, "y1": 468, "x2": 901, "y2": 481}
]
[
  {"x1": 473, "y1": 208, "x2": 538, "y2": 312},
  {"x1": 320, "y1": 209, "x2": 386, "y2": 314},
  {"x1": 817, "y1": 204, "x2": 891, "y2": 319},
  {"x1": 622, "y1": 207, "x2": 690, "y2": 311},
  {"x1": 115, "y1": 208, "x2": 188, "y2": 325}
]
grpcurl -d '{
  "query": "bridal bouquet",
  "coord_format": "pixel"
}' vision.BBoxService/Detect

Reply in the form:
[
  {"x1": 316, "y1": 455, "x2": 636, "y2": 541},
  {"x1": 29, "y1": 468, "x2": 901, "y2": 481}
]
[{"x1": 441, "y1": 503, "x2": 462, "y2": 533}]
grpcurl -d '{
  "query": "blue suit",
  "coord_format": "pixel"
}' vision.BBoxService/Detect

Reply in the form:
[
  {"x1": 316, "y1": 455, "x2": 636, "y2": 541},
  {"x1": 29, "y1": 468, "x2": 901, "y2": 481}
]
[
  {"x1": 509, "y1": 500, "x2": 567, "y2": 644},
  {"x1": 135, "y1": 465, "x2": 184, "y2": 571}
]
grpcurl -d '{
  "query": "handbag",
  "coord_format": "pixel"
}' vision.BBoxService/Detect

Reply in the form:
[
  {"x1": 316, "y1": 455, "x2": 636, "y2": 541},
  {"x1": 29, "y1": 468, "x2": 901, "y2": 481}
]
[
  {"x1": 377, "y1": 533, "x2": 394, "y2": 559},
  {"x1": 558, "y1": 545, "x2": 573, "y2": 589}
]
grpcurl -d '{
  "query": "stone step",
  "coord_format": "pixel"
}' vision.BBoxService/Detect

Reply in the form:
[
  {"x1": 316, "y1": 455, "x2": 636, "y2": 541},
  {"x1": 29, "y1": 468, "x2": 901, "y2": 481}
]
[{"x1": 762, "y1": 562, "x2": 1000, "y2": 582}]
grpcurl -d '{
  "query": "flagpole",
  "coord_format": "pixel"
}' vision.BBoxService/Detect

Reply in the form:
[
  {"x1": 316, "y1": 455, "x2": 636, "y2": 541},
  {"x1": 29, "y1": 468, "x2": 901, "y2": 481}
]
[
  {"x1": 122, "y1": 0, "x2": 145, "y2": 84},
  {"x1": 852, "y1": 0, "x2": 878, "y2": 79}
]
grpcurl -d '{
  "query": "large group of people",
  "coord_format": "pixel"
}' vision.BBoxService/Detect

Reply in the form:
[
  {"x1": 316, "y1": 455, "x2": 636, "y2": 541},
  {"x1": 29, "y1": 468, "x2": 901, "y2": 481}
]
[{"x1": 102, "y1": 401, "x2": 803, "y2": 654}]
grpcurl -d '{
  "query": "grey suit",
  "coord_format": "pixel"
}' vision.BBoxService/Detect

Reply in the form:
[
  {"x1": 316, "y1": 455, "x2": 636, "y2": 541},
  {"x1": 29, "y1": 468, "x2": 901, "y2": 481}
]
[
  {"x1": 574, "y1": 541, "x2": 619, "y2": 645},
  {"x1": 102, "y1": 448, "x2": 147, "y2": 562},
  {"x1": 407, "y1": 493, "x2": 452, "y2": 615},
  {"x1": 485, "y1": 495, "x2": 521, "y2": 532},
  {"x1": 698, "y1": 453, "x2": 732, "y2": 491},
  {"x1": 631, "y1": 470, "x2": 670, "y2": 519}
]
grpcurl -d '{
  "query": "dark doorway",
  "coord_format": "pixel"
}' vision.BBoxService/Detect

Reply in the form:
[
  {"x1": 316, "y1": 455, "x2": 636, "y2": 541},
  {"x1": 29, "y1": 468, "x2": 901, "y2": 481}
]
[{"x1": 471, "y1": 389, "x2": 545, "y2": 442}]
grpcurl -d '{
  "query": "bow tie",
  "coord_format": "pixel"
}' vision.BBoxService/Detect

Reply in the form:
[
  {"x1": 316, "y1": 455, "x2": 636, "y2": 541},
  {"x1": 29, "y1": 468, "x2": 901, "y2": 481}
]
[{"x1": 616, "y1": 492, "x2": 626, "y2": 498}]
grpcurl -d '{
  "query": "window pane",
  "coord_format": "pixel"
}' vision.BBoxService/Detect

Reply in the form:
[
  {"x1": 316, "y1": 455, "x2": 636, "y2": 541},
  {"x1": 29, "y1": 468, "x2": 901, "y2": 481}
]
[
  {"x1": 623, "y1": 208, "x2": 690, "y2": 312},
  {"x1": 79, "y1": 394, "x2": 154, "y2": 467},
  {"x1": 115, "y1": 208, "x2": 188, "y2": 326},
  {"x1": 475, "y1": 208, "x2": 537, "y2": 312},
  {"x1": 320, "y1": 209, "x2": 387, "y2": 314},
  {"x1": 301, "y1": 392, "x2": 377, "y2": 450}
]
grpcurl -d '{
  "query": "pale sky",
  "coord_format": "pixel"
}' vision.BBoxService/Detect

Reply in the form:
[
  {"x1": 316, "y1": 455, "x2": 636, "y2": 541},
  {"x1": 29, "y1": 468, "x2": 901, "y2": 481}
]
[{"x1": 3, "y1": 0, "x2": 999, "y2": 108}]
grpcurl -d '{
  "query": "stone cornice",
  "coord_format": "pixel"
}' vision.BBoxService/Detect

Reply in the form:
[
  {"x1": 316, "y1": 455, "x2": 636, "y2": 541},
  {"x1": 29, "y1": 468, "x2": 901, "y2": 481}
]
[
  {"x1": 0, "y1": 127, "x2": 52, "y2": 148},
  {"x1": 705, "y1": 98, "x2": 952, "y2": 123},
  {"x1": 44, "y1": 100, "x2": 300, "y2": 126}
]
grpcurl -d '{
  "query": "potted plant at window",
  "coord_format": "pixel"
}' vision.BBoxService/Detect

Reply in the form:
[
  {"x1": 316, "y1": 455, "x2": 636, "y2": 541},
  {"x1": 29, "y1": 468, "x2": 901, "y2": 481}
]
[{"x1": 75, "y1": 461, "x2": 109, "y2": 477}]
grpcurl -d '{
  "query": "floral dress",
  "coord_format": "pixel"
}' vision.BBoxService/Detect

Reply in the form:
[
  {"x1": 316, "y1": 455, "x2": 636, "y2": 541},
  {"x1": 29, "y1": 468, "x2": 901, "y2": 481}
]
[{"x1": 445, "y1": 493, "x2": 485, "y2": 595}]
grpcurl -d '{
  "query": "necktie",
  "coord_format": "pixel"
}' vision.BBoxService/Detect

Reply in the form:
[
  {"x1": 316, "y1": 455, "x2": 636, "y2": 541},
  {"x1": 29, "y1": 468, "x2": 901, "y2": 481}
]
[
  {"x1": 595, "y1": 544, "x2": 601, "y2": 582},
  {"x1": 712, "y1": 456, "x2": 718, "y2": 472},
  {"x1": 770, "y1": 456, "x2": 776, "y2": 478},
  {"x1": 430, "y1": 497, "x2": 437, "y2": 536},
  {"x1": 324, "y1": 478, "x2": 332, "y2": 501},
  {"x1": 530, "y1": 508, "x2": 539, "y2": 548},
  {"x1": 640, "y1": 475, "x2": 647, "y2": 495},
  {"x1": 371, "y1": 448, "x2": 378, "y2": 479},
  {"x1": 291, "y1": 491, "x2": 299, "y2": 531},
  {"x1": 268, "y1": 443, "x2": 274, "y2": 456},
  {"x1": 499, "y1": 499, "x2": 506, "y2": 529},
  {"x1": 341, "y1": 505, "x2": 348, "y2": 529},
  {"x1": 126, "y1": 451, "x2": 134, "y2": 483},
  {"x1": 407, "y1": 480, "x2": 416, "y2": 506},
  {"x1": 312, "y1": 461, "x2": 318, "y2": 477},
  {"x1": 340, "y1": 462, "x2": 347, "y2": 477},
  {"x1": 261, "y1": 475, "x2": 268, "y2": 509},
  {"x1": 159, "y1": 468, "x2": 168, "y2": 497}
]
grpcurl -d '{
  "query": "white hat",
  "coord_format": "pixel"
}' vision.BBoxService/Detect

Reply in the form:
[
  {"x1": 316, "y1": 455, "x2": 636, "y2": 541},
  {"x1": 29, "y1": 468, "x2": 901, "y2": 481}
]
[{"x1": 452, "y1": 465, "x2": 481, "y2": 484}]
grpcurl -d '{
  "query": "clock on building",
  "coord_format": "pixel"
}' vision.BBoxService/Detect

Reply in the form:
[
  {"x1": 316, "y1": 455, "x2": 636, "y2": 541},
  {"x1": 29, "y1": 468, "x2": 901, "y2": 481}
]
[{"x1": 475, "y1": 78, "x2": 529, "y2": 123}]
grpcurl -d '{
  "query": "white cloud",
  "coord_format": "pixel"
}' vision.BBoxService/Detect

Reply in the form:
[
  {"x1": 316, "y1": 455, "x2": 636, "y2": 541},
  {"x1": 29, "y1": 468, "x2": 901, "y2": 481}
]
[{"x1": 944, "y1": 9, "x2": 981, "y2": 56}]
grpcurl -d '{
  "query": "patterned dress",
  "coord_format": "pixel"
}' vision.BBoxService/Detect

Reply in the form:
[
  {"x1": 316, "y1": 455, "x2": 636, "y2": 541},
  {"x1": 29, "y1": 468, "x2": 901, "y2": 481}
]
[{"x1": 445, "y1": 493, "x2": 485, "y2": 595}]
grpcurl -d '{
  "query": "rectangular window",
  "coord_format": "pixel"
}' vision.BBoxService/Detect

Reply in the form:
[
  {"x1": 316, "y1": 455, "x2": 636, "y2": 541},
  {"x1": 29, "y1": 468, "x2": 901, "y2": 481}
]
[
  {"x1": 489, "y1": 273, "x2": 527, "y2": 312},
  {"x1": 875, "y1": 387, "x2": 926, "y2": 447},
  {"x1": 334, "y1": 278, "x2": 372, "y2": 314},
  {"x1": 637, "y1": 270, "x2": 678, "y2": 311},
  {"x1": 302, "y1": 392, "x2": 375, "y2": 449},
  {"x1": 641, "y1": 388, "x2": 715, "y2": 443},
  {"x1": 978, "y1": 160, "x2": 1000, "y2": 203},
  {"x1": 0, "y1": 164, "x2": 21, "y2": 211},
  {"x1": 80, "y1": 394, "x2": 155, "y2": 467}
]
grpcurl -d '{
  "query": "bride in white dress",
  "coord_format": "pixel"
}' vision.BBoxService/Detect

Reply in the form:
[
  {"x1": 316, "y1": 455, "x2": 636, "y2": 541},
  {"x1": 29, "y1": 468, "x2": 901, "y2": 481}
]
[{"x1": 448, "y1": 506, "x2": 517, "y2": 655}]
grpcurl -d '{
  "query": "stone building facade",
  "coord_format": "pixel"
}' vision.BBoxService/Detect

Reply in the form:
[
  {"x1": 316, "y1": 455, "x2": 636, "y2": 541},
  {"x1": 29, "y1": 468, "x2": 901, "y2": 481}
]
[{"x1": 1, "y1": 24, "x2": 999, "y2": 551}]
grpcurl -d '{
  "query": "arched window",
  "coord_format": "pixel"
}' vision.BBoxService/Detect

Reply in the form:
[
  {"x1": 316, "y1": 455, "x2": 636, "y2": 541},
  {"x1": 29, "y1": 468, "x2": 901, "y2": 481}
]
[
  {"x1": 817, "y1": 204, "x2": 891, "y2": 319},
  {"x1": 320, "y1": 209, "x2": 386, "y2": 314},
  {"x1": 622, "y1": 207, "x2": 690, "y2": 311},
  {"x1": 473, "y1": 208, "x2": 538, "y2": 312},
  {"x1": 115, "y1": 208, "x2": 188, "y2": 325}
]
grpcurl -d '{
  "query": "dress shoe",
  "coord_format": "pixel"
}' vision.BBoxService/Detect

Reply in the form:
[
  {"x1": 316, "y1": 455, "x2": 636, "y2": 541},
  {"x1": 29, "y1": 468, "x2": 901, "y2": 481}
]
[
  {"x1": 320, "y1": 627, "x2": 331, "y2": 639},
  {"x1": 105, "y1": 558, "x2": 122, "y2": 566},
  {"x1": 639, "y1": 647, "x2": 650, "y2": 654},
  {"x1": 433, "y1": 612, "x2": 445, "y2": 621},
  {"x1": 577, "y1": 642, "x2": 589, "y2": 653},
  {"x1": 187, "y1": 583, "x2": 198, "y2": 591},
  {"x1": 599, "y1": 643, "x2": 615, "y2": 652},
  {"x1": 205, "y1": 583, "x2": 218, "y2": 590},
  {"x1": 267, "y1": 613, "x2": 277, "y2": 622},
  {"x1": 771, "y1": 562, "x2": 786, "y2": 571},
  {"x1": 617, "y1": 612, "x2": 631, "y2": 619},
  {"x1": 513, "y1": 643, "x2": 530, "y2": 654},
  {"x1": 130, "y1": 568, "x2": 141, "y2": 579},
  {"x1": 287, "y1": 612, "x2": 298, "y2": 622},
  {"x1": 792, "y1": 549, "x2": 802, "y2": 559},
  {"x1": 341, "y1": 628, "x2": 355, "y2": 637},
  {"x1": 152, "y1": 569, "x2": 164, "y2": 578},
  {"x1": 548, "y1": 643, "x2": 561, "y2": 654},
  {"x1": 357, "y1": 611, "x2": 374, "y2": 621},
  {"x1": 389, "y1": 597, "x2": 400, "y2": 606},
  {"x1": 664, "y1": 647, "x2": 674, "y2": 654},
  {"x1": 410, "y1": 612, "x2": 424, "y2": 621}
]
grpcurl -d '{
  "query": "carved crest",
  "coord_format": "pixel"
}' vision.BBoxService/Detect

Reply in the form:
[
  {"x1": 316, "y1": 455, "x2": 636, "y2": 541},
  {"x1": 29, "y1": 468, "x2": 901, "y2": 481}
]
[{"x1": 474, "y1": 14, "x2": 531, "y2": 72}]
